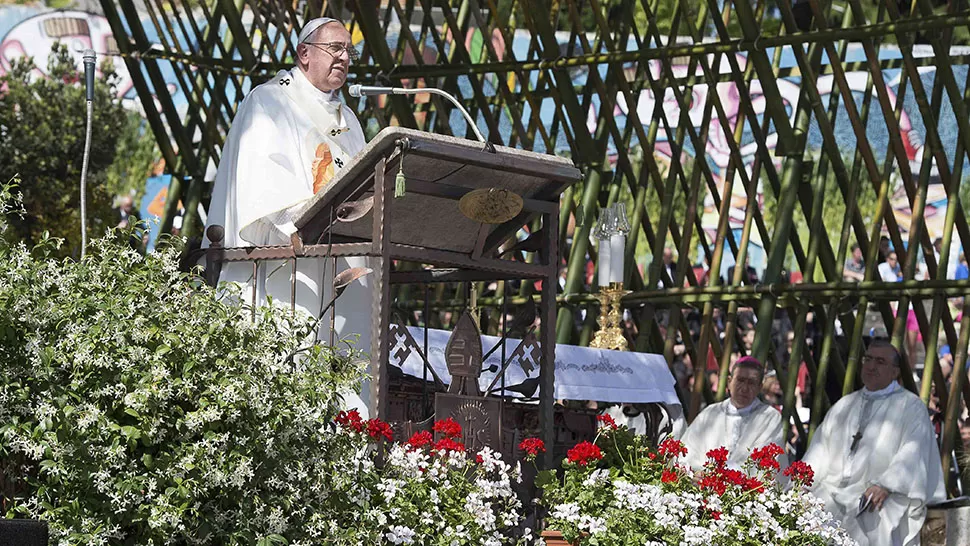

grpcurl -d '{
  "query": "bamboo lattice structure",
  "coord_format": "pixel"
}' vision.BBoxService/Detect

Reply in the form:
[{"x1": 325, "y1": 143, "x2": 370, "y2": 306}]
[{"x1": 102, "y1": 0, "x2": 970, "y2": 494}]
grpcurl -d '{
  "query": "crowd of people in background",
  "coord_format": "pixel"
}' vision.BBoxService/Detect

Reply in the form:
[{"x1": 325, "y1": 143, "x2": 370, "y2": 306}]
[{"x1": 585, "y1": 241, "x2": 970, "y2": 465}]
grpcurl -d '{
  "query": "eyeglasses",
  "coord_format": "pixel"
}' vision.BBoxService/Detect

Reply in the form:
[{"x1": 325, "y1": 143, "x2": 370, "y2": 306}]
[
  {"x1": 304, "y1": 41, "x2": 360, "y2": 62},
  {"x1": 861, "y1": 354, "x2": 892, "y2": 367}
]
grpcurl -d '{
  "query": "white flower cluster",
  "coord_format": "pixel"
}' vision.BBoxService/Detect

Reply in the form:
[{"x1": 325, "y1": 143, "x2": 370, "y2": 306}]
[
  {"x1": 362, "y1": 444, "x2": 524, "y2": 546},
  {"x1": 547, "y1": 475, "x2": 858, "y2": 546}
]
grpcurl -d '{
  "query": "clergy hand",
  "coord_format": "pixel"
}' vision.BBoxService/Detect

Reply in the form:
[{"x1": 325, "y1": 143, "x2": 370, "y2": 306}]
[{"x1": 863, "y1": 485, "x2": 890, "y2": 511}]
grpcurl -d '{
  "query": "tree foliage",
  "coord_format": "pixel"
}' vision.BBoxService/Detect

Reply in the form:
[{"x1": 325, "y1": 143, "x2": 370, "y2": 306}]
[{"x1": 0, "y1": 44, "x2": 151, "y2": 257}]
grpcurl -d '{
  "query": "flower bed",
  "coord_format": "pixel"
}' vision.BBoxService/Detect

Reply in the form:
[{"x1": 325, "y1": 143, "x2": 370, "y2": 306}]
[{"x1": 537, "y1": 417, "x2": 856, "y2": 546}]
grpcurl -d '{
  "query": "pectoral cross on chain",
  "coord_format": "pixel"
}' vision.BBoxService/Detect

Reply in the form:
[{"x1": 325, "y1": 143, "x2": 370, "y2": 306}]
[
  {"x1": 850, "y1": 398, "x2": 874, "y2": 454},
  {"x1": 850, "y1": 430, "x2": 863, "y2": 453}
]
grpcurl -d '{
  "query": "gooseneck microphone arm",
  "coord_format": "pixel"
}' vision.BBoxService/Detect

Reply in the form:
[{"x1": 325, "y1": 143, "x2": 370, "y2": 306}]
[
  {"x1": 79, "y1": 49, "x2": 96, "y2": 259},
  {"x1": 349, "y1": 84, "x2": 493, "y2": 151}
]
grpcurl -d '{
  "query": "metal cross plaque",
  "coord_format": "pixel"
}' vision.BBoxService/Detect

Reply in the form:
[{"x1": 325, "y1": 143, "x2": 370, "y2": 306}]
[{"x1": 434, "y1": 393, "x2": 502, "y2": 454}]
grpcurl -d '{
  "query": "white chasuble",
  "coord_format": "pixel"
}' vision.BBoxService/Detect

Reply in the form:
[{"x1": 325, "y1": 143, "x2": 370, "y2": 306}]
[
  {"x1": 204, "y1": 67, "x2": 373, "y2": 415},
  {"x1": 802, "y1": 382, "x2": 946, "y2": 546},
  {"x1": 681, "y1": 399, "x2": 786, "y2": 472}
]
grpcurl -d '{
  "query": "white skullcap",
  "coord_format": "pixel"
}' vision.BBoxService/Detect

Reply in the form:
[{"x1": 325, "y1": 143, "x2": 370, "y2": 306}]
[{"x1": 298, "y1": 17, "x2": 339, "y2": 44}]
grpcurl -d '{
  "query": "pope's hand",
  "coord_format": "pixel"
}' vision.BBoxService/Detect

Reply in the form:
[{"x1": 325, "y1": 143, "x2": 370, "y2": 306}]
[{"x1": 864, "y1": 485, "x2": 890, "y2": 511}]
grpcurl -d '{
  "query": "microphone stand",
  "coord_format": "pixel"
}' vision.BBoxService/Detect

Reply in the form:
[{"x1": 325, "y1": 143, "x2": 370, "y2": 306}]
[
  {"x1": 79, "y1": 49, "x2": 96, "y2": 259},
  {"x1": 350, "y1": 85, "x2": 495, "y2": 152}
]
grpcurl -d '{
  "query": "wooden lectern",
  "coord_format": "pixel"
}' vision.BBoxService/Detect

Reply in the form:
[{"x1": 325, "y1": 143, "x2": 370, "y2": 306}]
[{"x1": 205, "y1": 127, "x2": 580, "y2": 466}]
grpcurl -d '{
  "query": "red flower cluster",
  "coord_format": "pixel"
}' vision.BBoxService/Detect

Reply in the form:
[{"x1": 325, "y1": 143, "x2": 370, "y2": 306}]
[
  {"x1": 750, "y1": 443, "x2": 785, "y2": 471},
  {"x1": 335, "y1": 410, "x2": 364, "y2": 433},
  {"x1": 433, "y1": 417, "x2": 463, "y2": 439},
  {"x1": 660, "y1": 469, "x2": 679, "y2": 483},
  {"x1": 783, "y1": 460, "x2": 815, "y2": 487},
  {"x1": 699, "y1": 467, "x2": 764, "y2": 495},
  {"x1": 406, "y1": 430, "x2": 433, "y2": 450},
  {"x1": 597, "y1": 414, "x2": 618, "y2": 429},
  {"x1": 433, "y1": 437, "x2": 465, "y2": 453},
  {"x1": 658, "y1": 438, "x2": 687, "y2": 459},
  {"x1": 566, "y1": 441, "x2": 603, "y2": 466},
  {"x1": 706, "y1": 447, "x2": 729, "y2": 468},
  {"x1": 366, "y1": 418, "x2": 394, "y2": 442},
  {"x1": 519, "y1": 437, "x2": 546, "y2": 459}
]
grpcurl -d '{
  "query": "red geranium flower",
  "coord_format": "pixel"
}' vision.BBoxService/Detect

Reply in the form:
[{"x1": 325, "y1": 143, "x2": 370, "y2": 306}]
[
  {"x1": 366, "y1": 418, "x2": 394, "y2": 442},
  {"x1": 750, "y1": 443, "x2": 785, "y2": 471},
  {"x1": 406, "y1": 430, "x2": 433, "y2": 450},
  {"x1": 433, "y1": 437, "x2": 465, "y2": 454},
  {"x1": 566, "y1": 441, "x2": 603, "y2": 466},
  {"x1": 475, "y1": 454, "x2": 485, "y2": 464},
  {"x1": 710, "y1": 511, "x2": 722, "y2": 521},
  {"x1": 661, "y1": 469, "x2": 679, "y2": 483},
  {"x1": 433, "y1": 417, "x2": 463, "y2": 439},
  {"x1": 706, "y1": 447, "x2": 729, "y2": 468},
  {"x1": 519, "y1": 437, "x2": 546, "y2": 460},
  {"x1": 783, "y1": 460, "x2": 815, "y2": 487},
  {"x1": 658, "y1": 438, "x2": 687, "y2": 459},
  {"x1": 597, "y1": 414, "x2": 618, "y2": 429},
  {"x1": 335, "y1": 410, "x2": 364, "y2": 433}
]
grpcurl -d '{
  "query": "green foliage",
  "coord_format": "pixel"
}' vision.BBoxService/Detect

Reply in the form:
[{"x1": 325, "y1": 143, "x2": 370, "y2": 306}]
[
  {"x1": 0, "y1": 44, "x2": 154, "y2": 258},
  {"x1": 761, "y1": 157, "x2": 882, "y2": 279},
  {"x1": 0, "y1": 180, "x2": 369, "y2": 544}
]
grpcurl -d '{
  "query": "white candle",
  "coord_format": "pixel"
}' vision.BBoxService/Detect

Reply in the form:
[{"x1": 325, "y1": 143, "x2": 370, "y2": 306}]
[
  {"x1": 609, "y1": 233, "x2": 625, "y2": 284},
  {"x1": 598, "y1": 239, "x2": 612, "y2": 287}
]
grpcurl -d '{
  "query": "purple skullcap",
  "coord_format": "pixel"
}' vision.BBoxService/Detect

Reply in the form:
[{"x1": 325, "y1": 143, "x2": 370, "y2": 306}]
[{"x1": 735, "y1": 356, "x2": 762, "y2": 368}]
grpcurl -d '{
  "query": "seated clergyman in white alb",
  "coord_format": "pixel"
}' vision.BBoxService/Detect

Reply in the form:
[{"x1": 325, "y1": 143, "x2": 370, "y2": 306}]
[
  {"x1": 680, "y1": 356, "x2": 785, "y2": 471},
  {"x1": 802, "y1": 340, "x2": 945, "y2": 546},
  {"x1": 203, "y1": 17, "x2": 372, "y2": 414}
]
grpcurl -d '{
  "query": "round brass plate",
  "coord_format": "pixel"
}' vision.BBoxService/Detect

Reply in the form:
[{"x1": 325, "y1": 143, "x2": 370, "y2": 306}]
[{"x1": 458, "y1": 188, "x2": 524, "y2": 224}]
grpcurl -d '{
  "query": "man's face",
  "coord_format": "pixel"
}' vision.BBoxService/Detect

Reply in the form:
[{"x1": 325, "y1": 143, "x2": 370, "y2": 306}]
[
  {"x1": 663, "y1": 248, "x2": 673, "y2": 265},
  {"x1": 728, "y1": 367, "x2": 762, "y2": 409},
  {"x1": 887, "y1": 253, "x2": 898, "y2": 268},
  {"x1": 853, "y1": 247, "x2": 862, "y2": 260},
  {"x1": 860, "y1": 345, "x2": 900, "y2": 391},
  {"x1": 298, "y1": 23, "x2": 353, "y2": 92}
]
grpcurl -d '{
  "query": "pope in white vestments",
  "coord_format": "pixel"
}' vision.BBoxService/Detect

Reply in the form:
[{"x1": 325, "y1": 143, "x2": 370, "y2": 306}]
[
  {"x1": 203, "y1": 17, "x2": 373, "y2": 415},
  {"x1": 681, "y1": 356, "x2": 786, "y2": 472},
  {"x1": 803, "y1": 340, "x2": 945, "y2": 546}
]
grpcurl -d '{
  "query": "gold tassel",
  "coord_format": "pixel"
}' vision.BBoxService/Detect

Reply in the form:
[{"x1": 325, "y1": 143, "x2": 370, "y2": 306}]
[
  {"x1": 395, "y1": 170, "x2": 406, "y2": 198},
  {"x1": 394, "y1": 152, "x2": 406, "y2": 198}
]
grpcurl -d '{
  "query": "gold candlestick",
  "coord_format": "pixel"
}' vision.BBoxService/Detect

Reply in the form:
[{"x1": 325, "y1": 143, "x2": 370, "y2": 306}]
[{"x1": 589, "y1": 282, "x2": 630, "y2": 351}]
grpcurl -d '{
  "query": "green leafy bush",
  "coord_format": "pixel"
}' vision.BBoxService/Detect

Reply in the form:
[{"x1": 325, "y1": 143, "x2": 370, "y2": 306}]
[{"x1": 0, "y1": 180, "x2": 368, "y2": 545}]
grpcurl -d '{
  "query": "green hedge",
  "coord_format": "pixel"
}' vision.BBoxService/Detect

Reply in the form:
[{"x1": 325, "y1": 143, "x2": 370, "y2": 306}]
[{"x1": 0, "y1": 180, "x2": 368, "y2": 545}]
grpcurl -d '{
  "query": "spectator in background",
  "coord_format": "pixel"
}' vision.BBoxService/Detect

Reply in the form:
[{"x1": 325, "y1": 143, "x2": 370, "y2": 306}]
[
  {"x1": 762, "y1": 374, "x2": 784, "y2": 409},
  {"x1": 726, "y1": 255, "x2": 759, "y2": 286},
  {"x1": 658, "y1": 247, "x2": 678, "y2": 288},
  {"x1": 878, "y1": 235, "x2": 892, "y2": 264},
  {"x1": 878, "y1": 251, "x2": 901, "y2": 282},
  {"x1": 844, "y1": 243, "x2": 866, "y2": 282},
  {"x1": 955, "y1": 253, "x2": 969, "y2": 280}
]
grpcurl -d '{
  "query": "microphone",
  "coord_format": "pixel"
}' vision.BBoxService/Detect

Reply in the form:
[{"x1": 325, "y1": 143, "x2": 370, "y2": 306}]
[
  {"x1": 349, "y1": 83, "x2": 492, "y2": 150},
  {"x1": 348, "y1": 84, "x2": 394, "y2": 97},
  {"x1": 82, "y1": 49, "x2": 96, "y2": 102},
  {"x1": 79, "y1": 49, "x2": 96, "y2": 259}
]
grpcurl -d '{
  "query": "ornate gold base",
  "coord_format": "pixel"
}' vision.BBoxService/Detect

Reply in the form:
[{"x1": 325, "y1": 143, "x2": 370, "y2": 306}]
[{"x1": 589, "y1": 282, "x2": 630, "y2": 351}]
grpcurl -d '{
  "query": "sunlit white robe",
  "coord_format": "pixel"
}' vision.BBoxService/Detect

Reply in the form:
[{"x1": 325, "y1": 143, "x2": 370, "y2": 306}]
[
  {"x1": 802, "y1": 382, "x2": 945, "y2": 546},
  {"x1": 681, "y1": 398, "x2": 786, "y2": 472},
  {"x1": 203, "y1": 67, "x2": 373, "y2": 416}
]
